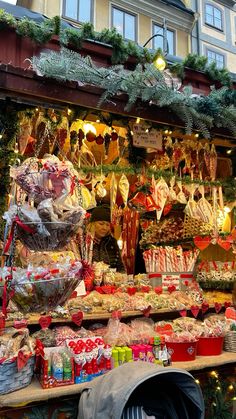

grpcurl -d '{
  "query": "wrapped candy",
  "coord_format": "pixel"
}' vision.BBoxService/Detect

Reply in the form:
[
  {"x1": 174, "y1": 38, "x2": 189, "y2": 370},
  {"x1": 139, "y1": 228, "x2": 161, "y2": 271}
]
[{"x1": 119, "y1": 174, "x2": 129, "y2": 207}]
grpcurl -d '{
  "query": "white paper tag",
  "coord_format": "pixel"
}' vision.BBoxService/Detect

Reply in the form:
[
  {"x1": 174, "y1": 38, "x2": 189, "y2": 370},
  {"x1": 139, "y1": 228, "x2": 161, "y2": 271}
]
[
  {"x1": 133, "y1": 124, "x2": 163, "y2": 150},
  {"x1": 75, "y1": 280, "x2": 86, "y2": 296}
]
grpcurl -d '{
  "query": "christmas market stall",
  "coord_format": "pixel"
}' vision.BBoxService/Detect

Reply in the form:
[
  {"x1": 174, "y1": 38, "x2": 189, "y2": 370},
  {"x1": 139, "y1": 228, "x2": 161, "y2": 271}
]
[{"x1": 0, "y1": 6, "x2": 236, "y2": 419}]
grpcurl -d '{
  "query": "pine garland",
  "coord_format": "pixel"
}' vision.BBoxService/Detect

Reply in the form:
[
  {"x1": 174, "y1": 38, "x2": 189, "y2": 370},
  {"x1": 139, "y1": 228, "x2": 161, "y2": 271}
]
[
  {"x1": 0, "y1": 8, "x2": 233, "y2": 86},
  {"x1": 198, "y1": 280, "x2": 234, "y2": 291},
  {"x1": 30, "y1": 49, "x2": 236, "y2": 138}
]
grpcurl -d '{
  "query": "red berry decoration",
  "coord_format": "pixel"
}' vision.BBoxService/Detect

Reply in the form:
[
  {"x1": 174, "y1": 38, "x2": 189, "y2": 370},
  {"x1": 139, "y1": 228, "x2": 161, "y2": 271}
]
[
  {"x1": 96, "y1": 134, "x2": 104, "y2": 145},
  {"x1": 86, "y1": 131, "x2": 96, "y2": 142},
  {"x1": 111, "y1": 131, "x2": 118, "y2": 141}
]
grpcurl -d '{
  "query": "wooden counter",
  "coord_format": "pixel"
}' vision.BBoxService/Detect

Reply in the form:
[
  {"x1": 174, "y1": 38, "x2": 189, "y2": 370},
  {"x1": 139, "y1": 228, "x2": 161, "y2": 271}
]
[{"x1": 0, "y1": 352, "x2": 235, "y2": 408}]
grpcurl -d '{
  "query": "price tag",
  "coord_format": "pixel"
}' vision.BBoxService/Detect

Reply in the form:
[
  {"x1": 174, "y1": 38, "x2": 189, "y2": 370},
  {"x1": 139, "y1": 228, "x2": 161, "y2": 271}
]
[
  {"x1": 14, "y1": 319, "x2": 28, "y2": 329},
  {"x1": 17, "y1": 351, "x2": 30, "y2": 371},
  {"x1": 71, "y1": 311, "x2": 83, "y2": 326},
  {"x1": 39, "y1": 316, "x2": 52, "y2": 329}
]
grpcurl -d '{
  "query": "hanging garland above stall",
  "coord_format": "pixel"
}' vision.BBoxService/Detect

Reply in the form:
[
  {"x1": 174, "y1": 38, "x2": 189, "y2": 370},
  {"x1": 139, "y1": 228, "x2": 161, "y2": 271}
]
[{"x1": 31, "y1": 49, "x2": 236, "y2": 139}]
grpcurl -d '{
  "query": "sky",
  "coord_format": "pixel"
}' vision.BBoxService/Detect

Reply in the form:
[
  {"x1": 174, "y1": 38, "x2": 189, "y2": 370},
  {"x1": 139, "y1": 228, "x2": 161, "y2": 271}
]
[{"x1": 1, "y1": 0, "x2": 17, "y2": 3}]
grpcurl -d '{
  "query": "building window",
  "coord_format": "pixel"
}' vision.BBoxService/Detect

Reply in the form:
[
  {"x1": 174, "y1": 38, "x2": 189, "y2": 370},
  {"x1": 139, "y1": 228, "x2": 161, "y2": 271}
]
[
  {"x1": 153, "y1": 24, "x2": 175, "y2": 55},
  {"x1": 205, "y1": 4, "x2": 223, "y2": 30},
  {"x1": 62, "y1": 0, "x2": 93, "y2": 23},
  {"x1": 111, "y1": 6, "x2": 136, "y2": 41},
  {"x1": 207, "y1": 49, "x2": 225, "y2": 68}
]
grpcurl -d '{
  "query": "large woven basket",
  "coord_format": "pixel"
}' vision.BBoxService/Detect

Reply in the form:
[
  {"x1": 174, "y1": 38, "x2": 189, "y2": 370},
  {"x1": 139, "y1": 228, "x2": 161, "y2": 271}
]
[
  {"x1": 224, "y1": 331, "x2": 236, "y2": 352},
  {"x1": 0, "y1": 356, "x2": 34, "y2": 395}
]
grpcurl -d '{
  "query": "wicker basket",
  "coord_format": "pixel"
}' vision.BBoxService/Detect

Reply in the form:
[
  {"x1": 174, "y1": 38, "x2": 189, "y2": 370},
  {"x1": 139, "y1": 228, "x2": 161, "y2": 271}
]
[
  {"x1": 224, "y1": 331, "x2": 236, "y2": 352},
  {"x1": 183, "y1": 214, "x2": 213, "y2": 239},
  {"x1": 0, "y1": 356, "x2": 34, "y2": 395}
]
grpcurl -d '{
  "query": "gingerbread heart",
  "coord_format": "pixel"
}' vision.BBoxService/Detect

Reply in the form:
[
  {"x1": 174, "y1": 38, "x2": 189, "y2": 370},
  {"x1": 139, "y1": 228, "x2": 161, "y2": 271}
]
[
  {"x1": 201, "y1": 302, "x2": 209, "y2": 314},
  {"x1": 179, "y1": 309, "x2": 187, "y2": 317},
  {"x1": 39, "y1": 316, "x2": 52, "y2": 330},
  {"x1": 191, "y1": 305, "x2": 200, "y2": 318},
  {"x1": 71, "y1": 311, "x2": 83, "y2": 326},
  {"x1": 217, "y1": 238, "x2": 231, "y2": 251},
  {"x1": 215, "y1": 302, "x2": 222, "y2": 313},
  {"x1": 194, "y1": 236, "x2": 211, "y2": 251}
]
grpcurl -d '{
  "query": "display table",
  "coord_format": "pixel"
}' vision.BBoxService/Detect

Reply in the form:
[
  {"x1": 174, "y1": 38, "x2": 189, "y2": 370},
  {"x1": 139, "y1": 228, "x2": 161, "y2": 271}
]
[{"x1": 0, "y1": 352, "x2": 235, "y2": 408}]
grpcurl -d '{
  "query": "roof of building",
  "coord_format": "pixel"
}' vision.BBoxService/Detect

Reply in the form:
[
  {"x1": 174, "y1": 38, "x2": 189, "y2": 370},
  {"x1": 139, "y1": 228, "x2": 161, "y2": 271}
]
[
  {"x1": 162, "y1": 0, "x2": 194, "y2": 14},
  {"x1": 0, "y1": 0, "x2": 72, "y2": 27}
]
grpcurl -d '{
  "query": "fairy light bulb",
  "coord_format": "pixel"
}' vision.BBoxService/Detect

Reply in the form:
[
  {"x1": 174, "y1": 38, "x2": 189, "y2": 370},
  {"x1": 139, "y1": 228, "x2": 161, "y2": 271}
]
[
  {"x1": 145, "y1": 128, "x2": 149, "y2": 133},
  {"x1": 67, "y1": 108, "x2": 72, "y2": 116},
  {"x1": 164, "y1": 129, "x2": 169, "y2": 134},
  {"x1": 195, "y1": 133, "x2": 199, "y2": 138},
  {"x1": 136, "y1": 117, "x2": 140, "y2": 124},
  {"x1": 224, "y1": 206, "x2": 231, "y2": 213},
  {"x1": 195, "y1": 379, "x2": 200, "y2": 385},
  {"x1": 83, "y1": 123, "x2": 97, "y2": 135},
  {"x1": 0, "y1": 134, "x2": 3, "y2": 139},
  {"x1": 14, "y1": 142, "x2": 19, "y2": 154},
  {"x1": 228, "y1": 384, "x2": 234, "y2": 391},
  {"x1": 96, "y1": 119, "x2": 100, "y2": 123},
  {"x1": 210, "y1": 371, "x2": 218, "y2": 378}
]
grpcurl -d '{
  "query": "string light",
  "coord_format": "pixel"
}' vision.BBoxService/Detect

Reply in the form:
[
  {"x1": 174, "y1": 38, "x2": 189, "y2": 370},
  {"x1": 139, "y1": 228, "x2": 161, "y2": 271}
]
[
  {"x1": 96, "y1": 119, "x2": 100, "y2": 123},
  {"x1": 130, "y1": 130, "x2": 134, "y2": 136},
  {"x1": 136, "y1": 117, "x2": 141, "y2": 124},
  {"x1": 227, "y1": 149, "x2": 232, "y2": 154},
  {"x1": 14, "y1": 142, "x2": 19, "y2": 154},
  {"x1": 67, "y1": 108, "x2": 72, "y2": 116},
  {"x1": 216, "y1": 386, "x2": 221, "y2": 391},
  {"x1": 35, "y1": 108, "x2": 39, "y2": 112},
  {"x1": 210, "y1": 371, "x2": 218, "y2": 378},
  {"x1": 169, "y1": 130, "x2": 173, "y2": 135},
  {"x1": 0, "y1": 134, "x2": 3, "y2": 139},
  {"x1": 145, "y1": 128, "x2": 149, "y2": 133},
  {"x1": 224, "y1": 206, "x2": 231, "y2": 213},
  {"x1": 195, "y1": 133, "x2": 199, "y2": 138},
  {"x1": 228, "y1": 384, "x2": 234, "y2": 391},
  {"x1": 195, "y1": 379, "x2": 200, "y2": 385},
  {"x1": 164, "y1": 129, "x2": 169, "y2": 134}
]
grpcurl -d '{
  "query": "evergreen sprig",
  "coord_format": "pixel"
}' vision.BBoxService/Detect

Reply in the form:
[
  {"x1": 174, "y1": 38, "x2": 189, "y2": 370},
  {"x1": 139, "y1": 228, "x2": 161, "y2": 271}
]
[{"x1": 31, "y1": 49, "x2": 235, "y2": 138}]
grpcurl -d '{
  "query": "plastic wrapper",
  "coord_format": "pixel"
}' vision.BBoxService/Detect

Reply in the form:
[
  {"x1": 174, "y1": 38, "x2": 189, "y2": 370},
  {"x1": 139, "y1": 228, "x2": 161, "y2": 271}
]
[
  {"x1": 32, "y1": 328, "x2": 56, "y2": 347},
  {"x1": 54, "y1": 326, "x2": 81, "y2": 346},
  {"x1": 11, "y1": 155, "x2": 80, "y2": 206},
  {"x1": 0, "y1": 328, "x2": 35, "y2": 362}
]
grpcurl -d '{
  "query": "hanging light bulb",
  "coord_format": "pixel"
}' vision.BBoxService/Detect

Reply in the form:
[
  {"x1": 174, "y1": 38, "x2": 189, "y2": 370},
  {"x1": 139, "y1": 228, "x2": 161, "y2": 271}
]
[
  {"x1": 83, "y1": 123, "x2": 97, "y2": 135},
  {"x1": 224, "y1": 206, "x2": 231, "y2": 214},
  {"x1": 136, "y1": 117, "x2": 141, "y2": 124},
  {"x1": 153, "y1": 51, "x2": 166, "y2": 71}
]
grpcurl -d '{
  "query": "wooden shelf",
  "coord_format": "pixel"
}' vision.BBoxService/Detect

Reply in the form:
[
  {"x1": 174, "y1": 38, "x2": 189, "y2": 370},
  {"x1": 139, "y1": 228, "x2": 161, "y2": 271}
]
[
  {"x1": 5, "y1": 307, "x2": 208, "y2": 327},
  {"x1": 0, "y1": 352, "x2": 235, "y2": 408}
]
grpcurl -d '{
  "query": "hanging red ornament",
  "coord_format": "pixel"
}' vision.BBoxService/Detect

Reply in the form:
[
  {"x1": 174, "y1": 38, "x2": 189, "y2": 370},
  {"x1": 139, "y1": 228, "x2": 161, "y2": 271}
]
[
  {"x1": 95, "y1": 134, "x2": 104, "y2": 145},
  {"x1": 86, "y1": 131, "x2": 96, "y2": 142},
  {"x1": 111, "y1": 131, "x2": 118, "y2": 141},
  {"x1": 128, "y1": 192, "x2": 160, "y2": 213}
]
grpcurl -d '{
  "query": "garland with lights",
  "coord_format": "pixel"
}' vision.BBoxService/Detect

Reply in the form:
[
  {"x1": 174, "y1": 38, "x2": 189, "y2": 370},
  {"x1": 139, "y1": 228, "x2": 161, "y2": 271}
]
[
  {"x1": 79, "y1": 164, "x2": 236, "y2": 189},
  {"x1": 0, "y1": 8, "x2": 234, "y2": 88},
  {"x1": 0, "y1": 102, "x2": 20, "y2": 236},
  {"x1": 31, "y1": 49, "x2": 236, "y2": 138},
  {"x1": 199, "y1": 370, "x2": 236, "y2": 419}
]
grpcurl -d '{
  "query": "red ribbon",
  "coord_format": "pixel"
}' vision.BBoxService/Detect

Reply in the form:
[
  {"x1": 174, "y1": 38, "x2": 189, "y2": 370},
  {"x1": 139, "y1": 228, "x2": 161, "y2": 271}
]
[
  {"x1": 4, "y1": 216, "x2": 35, "y2": 254},
  {"x1": 2, "y1": 274, "x2": 12, "y2": 317}
]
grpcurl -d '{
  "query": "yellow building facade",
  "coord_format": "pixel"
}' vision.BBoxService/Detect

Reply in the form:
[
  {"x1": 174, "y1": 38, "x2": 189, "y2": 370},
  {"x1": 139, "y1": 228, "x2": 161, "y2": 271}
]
[{"x1": 17, "y1": 0, "x2": 194, "y2": 58}]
